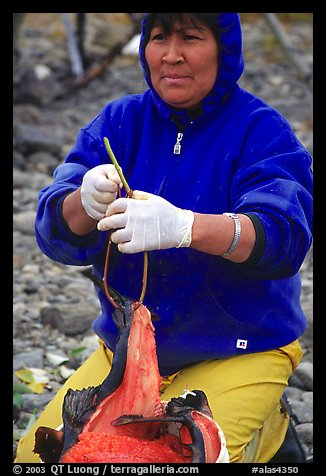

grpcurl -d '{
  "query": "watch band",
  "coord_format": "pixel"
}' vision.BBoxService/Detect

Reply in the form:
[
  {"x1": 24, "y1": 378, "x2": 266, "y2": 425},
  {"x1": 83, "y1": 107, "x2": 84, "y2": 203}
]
[{"x1": 222, "y1": 213, "x2": 241, "y2": 257}]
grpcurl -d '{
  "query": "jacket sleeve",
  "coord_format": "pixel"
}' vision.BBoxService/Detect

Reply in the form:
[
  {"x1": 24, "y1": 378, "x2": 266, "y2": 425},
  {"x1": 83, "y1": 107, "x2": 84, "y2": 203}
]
[
  {"x1": 34, "y1": 114, "x2": 118, "y2": 266},
  {"x1": 232, "y1": 107, "x2": 313, "y2": 279}
]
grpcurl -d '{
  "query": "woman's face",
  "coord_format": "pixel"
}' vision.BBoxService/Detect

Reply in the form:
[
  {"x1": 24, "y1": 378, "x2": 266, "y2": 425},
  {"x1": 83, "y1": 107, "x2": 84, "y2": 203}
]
[{"x1": 145, "y1": 15, "x2": 219, "y2": 110}]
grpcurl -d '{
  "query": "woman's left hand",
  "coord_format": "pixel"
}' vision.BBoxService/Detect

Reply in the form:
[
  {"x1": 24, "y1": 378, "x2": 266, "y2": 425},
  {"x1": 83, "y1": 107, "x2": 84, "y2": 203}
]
[{"x1": 97, "y1": 190, "x2": 194, "y2": 253}]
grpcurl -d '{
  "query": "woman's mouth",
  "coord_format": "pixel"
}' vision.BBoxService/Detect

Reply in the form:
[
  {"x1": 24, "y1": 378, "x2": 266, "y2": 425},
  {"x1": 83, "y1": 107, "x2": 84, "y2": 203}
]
[{"x1": 161, "y1": 74, "x2": 192, "y2": 85}]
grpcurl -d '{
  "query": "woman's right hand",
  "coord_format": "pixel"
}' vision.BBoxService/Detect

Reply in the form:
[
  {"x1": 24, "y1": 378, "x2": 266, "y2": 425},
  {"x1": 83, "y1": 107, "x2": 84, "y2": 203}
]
[{"x1": 80, "y1": 164, "x2": 122, "y2": 221}]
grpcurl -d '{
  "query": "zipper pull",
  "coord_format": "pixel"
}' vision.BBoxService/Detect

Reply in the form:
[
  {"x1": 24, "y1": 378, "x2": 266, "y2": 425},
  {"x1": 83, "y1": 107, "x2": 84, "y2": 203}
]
[{"x1": 173, "y1": 132, "x2": 183, "y2": 155}]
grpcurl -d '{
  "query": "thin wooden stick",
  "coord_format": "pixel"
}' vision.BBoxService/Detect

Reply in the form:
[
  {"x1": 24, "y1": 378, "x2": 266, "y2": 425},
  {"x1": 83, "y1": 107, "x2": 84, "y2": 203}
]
[{"x1": 104, "y1": 137, "x2": 133, "y2": 197}]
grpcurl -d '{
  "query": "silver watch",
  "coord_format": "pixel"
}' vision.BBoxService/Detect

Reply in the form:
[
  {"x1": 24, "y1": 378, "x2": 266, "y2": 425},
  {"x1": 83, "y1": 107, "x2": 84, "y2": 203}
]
[{"x1": 222, "y1": 213, "x2": 241, "y2": 257}]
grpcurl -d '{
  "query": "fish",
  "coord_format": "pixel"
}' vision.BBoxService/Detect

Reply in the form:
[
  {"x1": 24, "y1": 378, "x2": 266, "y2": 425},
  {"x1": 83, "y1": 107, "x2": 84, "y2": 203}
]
[{"x1": 34, "y1": 280, "x2": 228, "y2": 463}]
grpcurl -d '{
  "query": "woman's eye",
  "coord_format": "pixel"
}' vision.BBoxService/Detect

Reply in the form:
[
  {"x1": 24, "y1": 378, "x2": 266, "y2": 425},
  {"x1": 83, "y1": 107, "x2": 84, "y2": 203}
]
[
  {"x1": 151, "y1": 33, "x2": 166, "y2": 41},
  {"x1": 184, "y1": 35, "x2": 201, "y2": 40}
]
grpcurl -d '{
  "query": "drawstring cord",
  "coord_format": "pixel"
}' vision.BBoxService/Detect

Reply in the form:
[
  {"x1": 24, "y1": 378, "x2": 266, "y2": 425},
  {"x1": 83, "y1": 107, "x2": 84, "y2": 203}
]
[{"x1": 102, "y1": 137, "x2": 148, "y2": 310}]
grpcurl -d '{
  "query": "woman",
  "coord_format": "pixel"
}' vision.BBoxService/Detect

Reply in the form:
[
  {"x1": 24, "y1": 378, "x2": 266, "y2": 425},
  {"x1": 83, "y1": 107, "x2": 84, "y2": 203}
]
[{"x1": 16, "y1": 13, "x2": 312, "y2": 463}]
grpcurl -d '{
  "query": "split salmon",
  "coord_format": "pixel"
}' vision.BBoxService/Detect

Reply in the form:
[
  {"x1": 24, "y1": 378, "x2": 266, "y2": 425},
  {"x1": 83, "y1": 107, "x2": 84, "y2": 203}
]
[{"x1": 34, "y1": 294, "x2": 228, "y2": 463}]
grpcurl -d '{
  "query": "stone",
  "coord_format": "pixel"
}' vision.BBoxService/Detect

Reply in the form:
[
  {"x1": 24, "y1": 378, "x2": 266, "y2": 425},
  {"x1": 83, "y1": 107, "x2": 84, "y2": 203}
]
[
  {"x1": 13, "y1": 348, "x2": 44, "y2": 371},
  {"x1": 40, "y1": 303, "x2": 98, "y2": 336},
  {"x1": 292, "y1": 361, "x2": 313, "y2": 391},
  {"x1": 40, "y1": 306, "x2": 61, "y2": 328},
  {"x1": 21, "y1": 393, "x2": 53, "y2": 413},
  {"x1": 294, "y1": 423, "x2": 313, "y2": 445},
  {"x1": 25, "y1": 151, "x2": 59, "y2": 174},
  {"x1": 289, "y1": 399, "x2": 313, "y2": 424},
  {"x1": 14, "y1": 64, "x2": 61, "y2": 106},
  {"x1": 14, "y1": 122, "x2": 62, "y2": 155},
  {"x1": 13, "y1": 211, "x2": 37, "y2": 235}
]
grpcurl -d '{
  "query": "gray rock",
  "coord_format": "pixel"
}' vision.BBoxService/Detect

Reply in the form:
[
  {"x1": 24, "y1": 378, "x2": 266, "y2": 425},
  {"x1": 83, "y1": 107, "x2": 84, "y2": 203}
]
[
  {"x1": 13, "y1": 150, "x2": 26, "y2": 169},
  {"x1": 40, "y1": 306, "x2": 61, "y2": 328},
  {"x1": 291, "y1": 361, "x2": 313, "y2": 391},
  {"x1": 26, "y1": 151, "x2": 59, "y2": 174},
  {"x1": 13, "y1": 168, "x2": 53, "y2": 190},
  {"x1": 284, "y1": 386, "x2": 305, "y2": 401},
  {"x1": 20, "y1": 392, "x2": 53, "y2": 413},
  {"x1": 13, "y1": 211, "x2": 37, "y2": 235},
  {"x1": 14, "y1": 64, "x2": 61, "y2": 106},
  {"x1": 40, "y1": 303, "x2": 98, "y2": 336},
  {"x1": 302, "y1": 391, "x2": 313, "y2": 406},
  {"x1": 13, "y1": 348, "x2": 44, "y2": 371},
  {"x1": 14, "y1": 122, "x2": 62, "y2": 155},
  {"x1": 289, "y1": 399, "x2": 313, "y2": 424},
  {"x1": 13, "y1": 103, "x2": 41, "y2": 124},
  {"x1": 294, "y1": 423, "x2": 313, "y2": 445}
]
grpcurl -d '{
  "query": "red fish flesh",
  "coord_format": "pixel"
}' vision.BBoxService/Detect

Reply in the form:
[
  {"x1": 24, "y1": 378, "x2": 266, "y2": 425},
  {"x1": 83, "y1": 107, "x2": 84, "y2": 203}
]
[{"x1": 34, "y1": 297, "x2": 228, "y2": 463}]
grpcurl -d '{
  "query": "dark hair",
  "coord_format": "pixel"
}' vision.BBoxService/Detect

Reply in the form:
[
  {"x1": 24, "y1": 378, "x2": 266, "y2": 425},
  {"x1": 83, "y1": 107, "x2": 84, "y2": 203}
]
[{"x1": 142, "y1": 13, "x2": 222, "y2": 48}]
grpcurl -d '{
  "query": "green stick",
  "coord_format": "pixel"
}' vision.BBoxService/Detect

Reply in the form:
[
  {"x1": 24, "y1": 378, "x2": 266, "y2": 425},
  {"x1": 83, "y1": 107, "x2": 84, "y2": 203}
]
[{"x1": 103, "y1": 136, "x2": 132, "y2": 196}]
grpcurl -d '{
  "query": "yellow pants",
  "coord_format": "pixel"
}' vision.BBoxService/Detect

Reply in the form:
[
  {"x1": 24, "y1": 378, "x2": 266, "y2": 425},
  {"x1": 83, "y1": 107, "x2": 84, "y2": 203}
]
[{"x1": 15, "y1": 339, "x2": 302, "y2": 463}]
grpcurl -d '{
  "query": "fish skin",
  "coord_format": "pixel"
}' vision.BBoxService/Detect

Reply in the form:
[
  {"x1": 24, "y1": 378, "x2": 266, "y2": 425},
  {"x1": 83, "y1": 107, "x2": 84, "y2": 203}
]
[{"x1": 33, "y1": 426, "x2": 64, "y2": 463}]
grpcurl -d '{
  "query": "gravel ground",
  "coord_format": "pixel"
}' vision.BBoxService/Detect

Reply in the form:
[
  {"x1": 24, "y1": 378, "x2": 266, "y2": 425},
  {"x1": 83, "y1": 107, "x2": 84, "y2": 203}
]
[{"x1": 13, "y1": 13, "x2": 313, "y2": 462}]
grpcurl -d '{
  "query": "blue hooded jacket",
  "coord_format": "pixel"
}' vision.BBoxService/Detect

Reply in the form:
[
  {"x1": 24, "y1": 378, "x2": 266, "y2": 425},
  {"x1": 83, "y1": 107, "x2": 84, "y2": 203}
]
[{"x1": 35, "y1": 13, "x2": 313, "y2": 376}]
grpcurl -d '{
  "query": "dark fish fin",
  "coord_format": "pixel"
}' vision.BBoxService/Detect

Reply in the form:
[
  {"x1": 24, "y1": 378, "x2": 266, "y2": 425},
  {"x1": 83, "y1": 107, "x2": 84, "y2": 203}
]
[
  {"x1": 166, "y1": 389, "x2": 210, "y2": 416},
  {"x1": 33, "y1": 426, "x2": 64, "y2": 463},
  {"x1": 60, "y1": 386, "x2": 100, "y2": 458},
  {"x1": 63, "y1": 386, "x2": 99, "y2": 429},
  {"x1": 112, "y1": 414, "x2": 184, "y2": 426}
]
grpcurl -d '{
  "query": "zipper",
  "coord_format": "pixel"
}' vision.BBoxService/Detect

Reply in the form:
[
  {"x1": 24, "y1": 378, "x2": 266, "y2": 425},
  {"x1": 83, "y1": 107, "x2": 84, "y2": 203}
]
[
  {"x1": 173, "y1": 132, "x2": 183, "y2": 155},
  {"x1": 158, "y1": 122, "x2": 191, "y2": 195},
  {"x1": 157, "y1": 130, "x2": 183, "y2": 195}
]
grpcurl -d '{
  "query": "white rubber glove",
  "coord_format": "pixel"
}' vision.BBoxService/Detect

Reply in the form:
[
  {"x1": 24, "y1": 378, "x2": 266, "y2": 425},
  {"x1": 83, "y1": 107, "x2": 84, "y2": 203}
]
[
  {"x1": 97, "y1": 190, "x2": 194, "y2": 253},
  {"x1": 80, "y1": 164, "x2": 122, "y2": 221}
]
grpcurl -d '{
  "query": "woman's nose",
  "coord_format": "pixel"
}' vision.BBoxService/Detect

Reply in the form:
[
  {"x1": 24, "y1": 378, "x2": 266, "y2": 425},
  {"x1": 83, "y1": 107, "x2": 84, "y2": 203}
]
[{"x1": 162, "y1": 37, "x2": 184, "y2": 64}]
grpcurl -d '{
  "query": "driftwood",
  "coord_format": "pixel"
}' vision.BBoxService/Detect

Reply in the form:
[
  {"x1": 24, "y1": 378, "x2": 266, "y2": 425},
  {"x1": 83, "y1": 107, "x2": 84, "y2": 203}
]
[
  {"x1": 73, "y1": 37, "x2": 136, "y2": 89},
  {"x1": 262, "y1": 13, "x2": 312, "y2": 87},
  {"x1": 61, "y1": 13, "x2": 84, "y2": 79},
  {"x1": 76, "y1": 13, "x2": 87, "y2": 66},
  {"x1": 71, "y1": 13, "x2": 142, "y2": 89}
]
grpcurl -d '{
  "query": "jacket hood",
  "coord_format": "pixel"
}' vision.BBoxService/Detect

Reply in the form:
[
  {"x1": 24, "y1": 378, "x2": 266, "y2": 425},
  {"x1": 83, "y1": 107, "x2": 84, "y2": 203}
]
[{"x1": 138, "y1": 13, "x2": 244, "y2": 119}]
